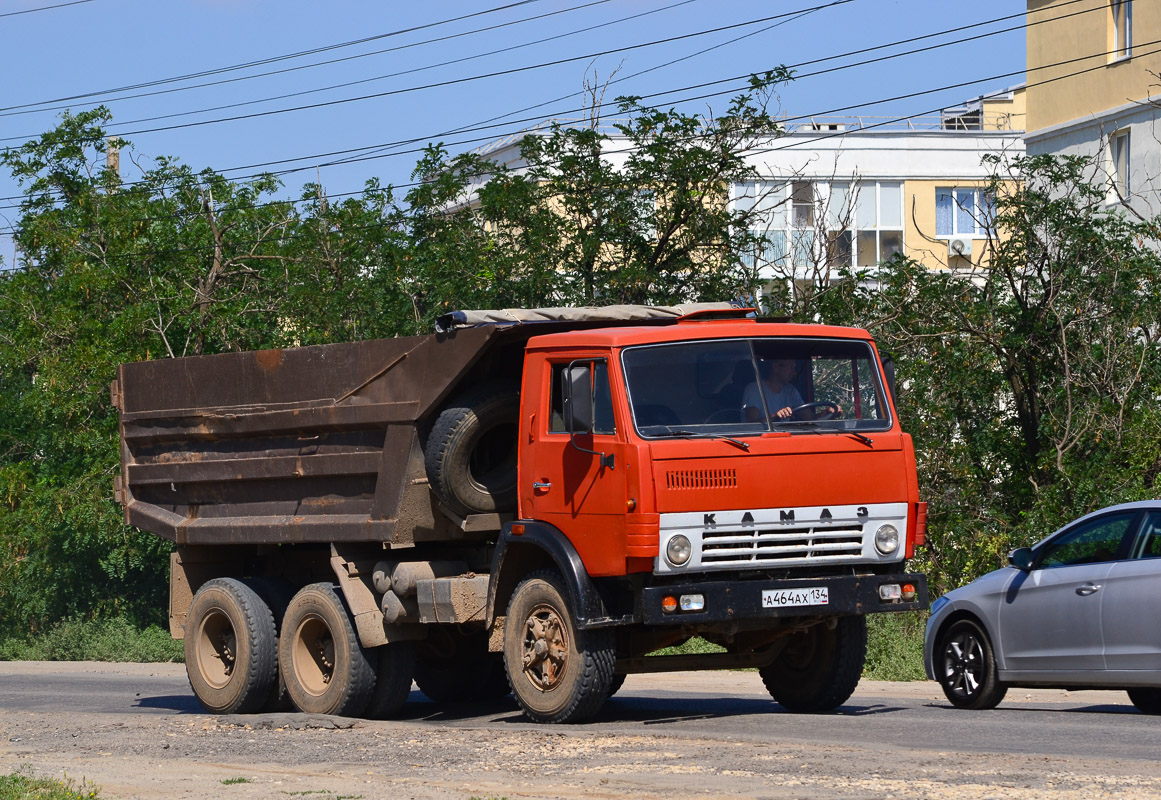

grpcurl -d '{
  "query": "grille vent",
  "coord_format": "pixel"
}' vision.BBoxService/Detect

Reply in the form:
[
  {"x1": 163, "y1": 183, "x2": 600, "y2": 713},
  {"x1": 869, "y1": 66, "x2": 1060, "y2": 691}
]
[{"x1": 666, "y1": 468, "x2": 737, "y2": 490}]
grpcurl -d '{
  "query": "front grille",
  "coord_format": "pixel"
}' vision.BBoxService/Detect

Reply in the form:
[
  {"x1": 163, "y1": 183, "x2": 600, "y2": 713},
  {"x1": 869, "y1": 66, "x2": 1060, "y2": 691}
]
[
  {"x1": 701, "y1": 524, "x2": 864, "y2": 565},
  {"x1": 666, "y1": 468, "x2": 737, "y2": 490}
]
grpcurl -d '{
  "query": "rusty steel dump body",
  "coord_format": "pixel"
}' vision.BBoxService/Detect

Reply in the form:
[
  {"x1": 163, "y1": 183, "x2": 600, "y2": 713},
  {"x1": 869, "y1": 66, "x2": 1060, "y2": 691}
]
[{"x1": 113, "y1": 307, "x2": 714, "y2": 548}]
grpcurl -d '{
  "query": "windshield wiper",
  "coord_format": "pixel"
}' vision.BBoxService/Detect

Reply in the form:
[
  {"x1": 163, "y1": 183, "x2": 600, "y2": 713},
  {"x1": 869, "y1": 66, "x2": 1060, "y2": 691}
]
[
  {"x1": 668, "y1": 429, "x2": 751, "y2": 451},
  {"x1": 771, "y1": 421, "x2": 874, "y2": 447}
]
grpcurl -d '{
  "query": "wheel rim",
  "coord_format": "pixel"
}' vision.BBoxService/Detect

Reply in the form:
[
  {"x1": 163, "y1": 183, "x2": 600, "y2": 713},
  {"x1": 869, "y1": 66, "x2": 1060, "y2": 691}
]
[
  {"x1": 291, "y1": 614, "x2": 336, "y2": 697},
  {"x1": 195, "y1": 608, "x2": 237, "y2": 690},
  {"x1": 520, "y1": 602, "x2": 569, "y2": 692},
  {"x1": 942, "y1": 630, "x2": 985, "y2": 699}
]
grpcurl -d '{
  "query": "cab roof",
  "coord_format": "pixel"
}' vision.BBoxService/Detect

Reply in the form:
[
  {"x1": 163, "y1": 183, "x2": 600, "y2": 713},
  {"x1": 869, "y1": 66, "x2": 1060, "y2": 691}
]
[{"x1": 523, "y1": 318, "x2": 876, "y2": 351}]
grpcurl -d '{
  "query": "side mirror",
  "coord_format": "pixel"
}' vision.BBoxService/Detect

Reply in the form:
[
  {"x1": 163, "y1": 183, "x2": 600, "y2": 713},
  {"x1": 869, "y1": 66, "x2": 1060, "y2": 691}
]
[
  {"x1": 563, "y1": 365, "x2": 593, "y2": 434},
  {"x1": 1008, "y1": 547, "x2": 1034, "y2": 571}
]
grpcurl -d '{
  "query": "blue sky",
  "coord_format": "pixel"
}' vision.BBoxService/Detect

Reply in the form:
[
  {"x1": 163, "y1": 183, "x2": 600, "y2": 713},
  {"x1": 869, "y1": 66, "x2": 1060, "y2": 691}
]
[{"x1": 0, "y1": 0, "x2": 1029, "y2": 264}]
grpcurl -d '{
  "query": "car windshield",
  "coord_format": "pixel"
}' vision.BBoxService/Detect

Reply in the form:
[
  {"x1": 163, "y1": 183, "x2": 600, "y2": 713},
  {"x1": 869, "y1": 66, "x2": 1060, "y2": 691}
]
[{"x1": 621, "y1": 337, "x2": 891, "y2": 438}]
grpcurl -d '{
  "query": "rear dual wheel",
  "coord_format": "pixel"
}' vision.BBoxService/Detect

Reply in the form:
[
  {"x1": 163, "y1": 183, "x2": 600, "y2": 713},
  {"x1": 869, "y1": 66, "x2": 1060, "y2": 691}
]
[{"x1": 184, "y1": 578, "x2": 278, "y2": 715}]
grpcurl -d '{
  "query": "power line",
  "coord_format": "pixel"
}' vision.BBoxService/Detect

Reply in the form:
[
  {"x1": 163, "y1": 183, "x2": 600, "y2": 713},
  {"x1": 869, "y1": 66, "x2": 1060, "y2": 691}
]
[
  {"x1": 0, "y1": 0, "x2": 93, "y2": 19},
  {"x1": 0, "y1": 0, "x2": 627, "y2": 119},
  {"x1": 30, "y1": 0, "x2": 701, "y2": 131},
  {"x1": 0, "y1": 0, "x2": 1048, "y2": 210},
  {"x1": 0, "y1": 0, "x2": 860, "y2": 144},
  {"x1": 3, "y1": 37, "x2": 1137, "y2": 246},
  {"x1": 0, "y1": 0, "x2": 553, "y2": 113}
]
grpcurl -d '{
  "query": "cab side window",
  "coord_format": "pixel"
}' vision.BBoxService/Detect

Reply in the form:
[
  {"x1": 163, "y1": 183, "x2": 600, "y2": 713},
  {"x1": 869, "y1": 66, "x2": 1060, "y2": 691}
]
[
  {"x1": 1037, "y1": 513, "x2": 1136, "y2": 568},
  {"x1": 548, "y1": 360, "x2": 615, "y2": 435}
]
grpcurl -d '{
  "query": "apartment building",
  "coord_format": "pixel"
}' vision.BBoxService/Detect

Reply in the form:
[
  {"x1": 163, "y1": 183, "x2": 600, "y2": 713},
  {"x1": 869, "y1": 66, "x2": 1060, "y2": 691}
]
[{"x1": 1026, "y1": 0, "x2": 1161, "y2": 217}]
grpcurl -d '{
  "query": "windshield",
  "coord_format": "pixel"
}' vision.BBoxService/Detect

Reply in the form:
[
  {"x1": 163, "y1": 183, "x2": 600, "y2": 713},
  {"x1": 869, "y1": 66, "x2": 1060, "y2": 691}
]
[{"x1": 621, "y1": 337, "x2": 891, "y2": 438}]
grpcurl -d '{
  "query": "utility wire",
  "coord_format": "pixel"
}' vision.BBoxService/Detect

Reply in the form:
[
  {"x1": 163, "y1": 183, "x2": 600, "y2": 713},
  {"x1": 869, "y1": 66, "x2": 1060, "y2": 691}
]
[
  {"x1": 31, "y1": 0, "x2": 700, "y2": 131},
  {"x1": 0, "y1": 0, "x2": 553, "y2": 112},
  {"x1": 0, "y1": 0, "x2": 625, "y2": 119},
  {"x1": 0, "y1": 0, "x2": 93, "y2": 19},
  {"x1": 0, "y1": 0, "x2": 860, "y2": 144},
  {"x1": 1, "y1": 39, "x2": 1140, "y2": 244}
]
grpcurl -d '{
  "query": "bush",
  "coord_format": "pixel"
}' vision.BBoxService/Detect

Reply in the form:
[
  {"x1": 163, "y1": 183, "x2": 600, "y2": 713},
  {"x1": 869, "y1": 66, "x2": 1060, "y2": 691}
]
[
  {"x1": 0, "y1": 617, "x2": 182, "y2": 663},
  {"x1": 863, "y1": 612, "x2": 927, "y2": 682},
  {"x1": 0, "y1": 770, "x2": 99, "y2": 800}
]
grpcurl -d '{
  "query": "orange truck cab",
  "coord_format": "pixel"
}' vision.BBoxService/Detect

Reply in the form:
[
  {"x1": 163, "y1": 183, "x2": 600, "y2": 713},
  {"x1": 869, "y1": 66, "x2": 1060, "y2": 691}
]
[{"x1": 488, "y1": 309, "x2": 927, "y2": 719}]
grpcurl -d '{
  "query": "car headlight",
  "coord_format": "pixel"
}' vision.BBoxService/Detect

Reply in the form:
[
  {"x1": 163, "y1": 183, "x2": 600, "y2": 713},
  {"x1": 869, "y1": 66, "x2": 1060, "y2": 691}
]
[
  {"x1": 930, "y1": 595, "x2": 950, "y2": 616},
  {"x1": 666, "y1": 534, "x2": 692, "y2": 567},
  {"x1": 874, "y1": 524, "x2": 900, "y2": 555}
]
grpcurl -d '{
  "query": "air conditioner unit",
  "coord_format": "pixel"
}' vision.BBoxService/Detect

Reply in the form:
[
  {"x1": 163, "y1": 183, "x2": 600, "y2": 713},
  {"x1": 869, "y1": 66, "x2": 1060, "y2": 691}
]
[{"x1": 947, "y1": 236, "x2": 973, "y2": 258}]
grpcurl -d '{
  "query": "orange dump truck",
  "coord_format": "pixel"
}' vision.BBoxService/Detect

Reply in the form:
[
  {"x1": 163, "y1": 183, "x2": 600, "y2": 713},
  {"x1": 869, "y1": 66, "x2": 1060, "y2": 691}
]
[{"x1": 113, "y1": 304, "x2": 927, "y2": 723}]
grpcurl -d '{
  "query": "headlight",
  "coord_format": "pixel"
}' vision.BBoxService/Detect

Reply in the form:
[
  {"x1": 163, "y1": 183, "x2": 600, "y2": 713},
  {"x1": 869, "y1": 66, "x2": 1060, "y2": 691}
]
[
  {"x1": 874, "y1": 524, "x2": 900, "y2": 555},
  {"x1": 666, "y1": 534, "x2": 692, "y2": 567},
  {"x1": 930, "y1": 595, "x2": 950, "y2": 616}
]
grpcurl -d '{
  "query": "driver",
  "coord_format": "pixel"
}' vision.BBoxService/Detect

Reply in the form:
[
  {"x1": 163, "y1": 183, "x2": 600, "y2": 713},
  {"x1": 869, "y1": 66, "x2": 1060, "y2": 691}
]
[{"x1": 743, "y1": 358, "x2": 804, "y2": 422}]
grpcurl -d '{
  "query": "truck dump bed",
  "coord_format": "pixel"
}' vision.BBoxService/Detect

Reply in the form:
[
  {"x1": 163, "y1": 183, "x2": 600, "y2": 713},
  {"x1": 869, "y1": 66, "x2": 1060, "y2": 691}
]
[{"x1": 113, "y1": 304, "x2": 737, "y2": 547}]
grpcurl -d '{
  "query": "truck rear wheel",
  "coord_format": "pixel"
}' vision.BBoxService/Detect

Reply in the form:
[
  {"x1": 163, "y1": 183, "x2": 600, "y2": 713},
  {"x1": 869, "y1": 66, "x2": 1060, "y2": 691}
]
[
  {"x1": 760, "y1": 616, "x2": 866, "y2": 713},
  {"x1": 364, "y1": 641, "x2": 417, "y2": 719},
  {"x1": 415, "y1": 630, "x2": 510, "y2": 704},
  {"x1": 424, "y1": 382, "x2": 520, "y2": 517},
  {"x1": 503, "y1": 570, "x2": 614, "y2": 723},
  {"x1": 184, "y1": 578, "x2": 278, "y2": 715},
  {"x1": 280, "y1": 583, "x2": 376, "y2": 717}
]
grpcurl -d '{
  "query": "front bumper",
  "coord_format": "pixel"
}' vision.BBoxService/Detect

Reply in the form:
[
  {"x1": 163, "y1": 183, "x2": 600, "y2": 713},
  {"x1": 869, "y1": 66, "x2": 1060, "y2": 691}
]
[{"x1": 640, "y1": 572, "x2": 928, "y2": 625}]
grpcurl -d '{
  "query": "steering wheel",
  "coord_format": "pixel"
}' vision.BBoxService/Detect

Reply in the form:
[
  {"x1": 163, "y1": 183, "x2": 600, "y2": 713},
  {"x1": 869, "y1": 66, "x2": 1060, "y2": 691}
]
[
  {"x1": 790, "y1": 401, "x2": 841, "y2": 420},
  {"x1": 704, "y1": 408, "x2": 743, "y2": 424}
]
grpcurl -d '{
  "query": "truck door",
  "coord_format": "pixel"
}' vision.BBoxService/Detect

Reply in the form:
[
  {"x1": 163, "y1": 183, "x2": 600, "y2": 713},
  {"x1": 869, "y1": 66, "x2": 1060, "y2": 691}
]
[{"x1": 526, "y1": 357, "x2": 629, "y2": 577}]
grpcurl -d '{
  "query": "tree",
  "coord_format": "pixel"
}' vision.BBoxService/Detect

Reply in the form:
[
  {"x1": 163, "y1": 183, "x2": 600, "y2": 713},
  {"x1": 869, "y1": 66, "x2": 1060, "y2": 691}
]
[{"x1": 818, "y1": 153, "x2": 1161, "y2": 593}]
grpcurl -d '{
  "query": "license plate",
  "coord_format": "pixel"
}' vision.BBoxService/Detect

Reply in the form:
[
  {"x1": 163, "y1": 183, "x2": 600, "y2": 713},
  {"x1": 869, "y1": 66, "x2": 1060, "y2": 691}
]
[{"x1": 762, "y1": 586, "x2": 829, "y2": 608}]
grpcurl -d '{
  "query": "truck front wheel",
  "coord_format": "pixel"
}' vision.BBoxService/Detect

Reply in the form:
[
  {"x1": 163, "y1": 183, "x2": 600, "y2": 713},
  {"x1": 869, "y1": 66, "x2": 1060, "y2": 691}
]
[
  {"x1": 760, "y1": 616, "x2": 866, "y2": 713},
  {"x1": 503, "y1": 570, "x2": 615, "y2": 723},
  {"x1": 184, "y1": 578, "x2": 278, "y2": 715},
  {"x1": 280, "y1": 583, "x2": 377, "y2": 717}
]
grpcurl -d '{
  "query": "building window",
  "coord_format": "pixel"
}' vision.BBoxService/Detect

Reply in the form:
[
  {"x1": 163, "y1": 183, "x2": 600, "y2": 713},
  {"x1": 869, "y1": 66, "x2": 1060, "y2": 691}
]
[
  {"x1": 935, "y1": 188, "x2": 993, "y2": 237},
  {"x1": 1109, "y1": 128, "x2": 1131, "y2": 200},
  {"x1": 1111, "y1": 0, "x2": 1132, "y2": 61},
  {"x1": 833, "y1": 181, "x2": 904, "y2": 268}
]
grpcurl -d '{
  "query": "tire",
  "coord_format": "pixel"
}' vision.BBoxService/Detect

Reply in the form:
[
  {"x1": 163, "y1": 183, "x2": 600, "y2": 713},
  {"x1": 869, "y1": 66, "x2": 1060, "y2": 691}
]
[
  {"x1": 424, "y1": 381, "x2": 520, "y2": 517},
  {"x1": 415, "y1": 630, "x2": 511, "y2": 704},
  {"x1": 240, "y1": 577, "x2": 295, "y2": 712},
  {"x1": 184, "y1": 578, "x2": 278, "y2": 715},
  {"x1": 364, "y1": 641, "x2": 417, "y2": 719},
  {"x1": 936, "y1": 619, "x2": 1008, "y2": 710},
  {"x1": 760, "y1": 616, "x2": 867, "y2": 713},
  {"x1": 280, "y1": 583, "x2": 377, "y2": 717},
  {"x1": 1128, "y1": 688, "x2": 1161, "y2": 715},
  {"x1": 503, "y1": 570, "x2": 615, "y2": 723}
]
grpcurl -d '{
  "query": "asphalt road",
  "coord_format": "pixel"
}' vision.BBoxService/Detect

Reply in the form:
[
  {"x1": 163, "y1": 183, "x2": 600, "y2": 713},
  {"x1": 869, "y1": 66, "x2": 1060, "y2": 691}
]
[{"x1": 2, "y1": 662, "x2": 1160, "y2": 799}]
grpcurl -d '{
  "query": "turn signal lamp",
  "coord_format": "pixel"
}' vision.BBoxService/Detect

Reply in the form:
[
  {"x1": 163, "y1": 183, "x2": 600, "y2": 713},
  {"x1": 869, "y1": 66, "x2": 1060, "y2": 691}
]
[
  {"x1": 511, "y1": 524, "x2": 525, "y2": 536},
  {"x1": 661, "y1": 595, "x2": 678, "y2": 614},
  {"x1": 901, "y1": 583, "x2": 917, "y2": 601}
]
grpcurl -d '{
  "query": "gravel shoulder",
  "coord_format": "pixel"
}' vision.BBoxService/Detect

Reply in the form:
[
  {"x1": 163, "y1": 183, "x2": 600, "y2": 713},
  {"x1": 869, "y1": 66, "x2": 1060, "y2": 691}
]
[{"x1": 2, "y1": 662, "x2": 1157, "y2": 800}]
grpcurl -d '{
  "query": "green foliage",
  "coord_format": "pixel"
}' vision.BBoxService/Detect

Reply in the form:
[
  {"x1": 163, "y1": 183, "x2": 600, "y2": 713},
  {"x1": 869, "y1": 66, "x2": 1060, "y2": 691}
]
[
  {"x1": 0, "y1": 617, "x2": 181, "y2": 662},
  {"x1": 819, "y1": 153, "x2": 1161, "y2": 595},
  {"x1": 220, "y1": 778, "x2": 252, "y2": 786},
  {"x1": 0, "y1": 771, "x2": 99, "y2": 800},
  {"x1": 863, "y1": 612, "x2": 926, "y2": 682}
]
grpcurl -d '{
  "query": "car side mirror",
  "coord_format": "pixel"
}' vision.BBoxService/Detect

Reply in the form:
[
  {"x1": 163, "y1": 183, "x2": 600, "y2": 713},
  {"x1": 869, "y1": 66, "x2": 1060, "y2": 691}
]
[{"x1": 1008, "y1": 547, "x2": 1034, "y2": 571}]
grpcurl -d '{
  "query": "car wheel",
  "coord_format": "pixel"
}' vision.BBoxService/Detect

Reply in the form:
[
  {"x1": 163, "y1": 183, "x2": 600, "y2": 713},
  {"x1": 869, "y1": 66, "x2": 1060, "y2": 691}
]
[
  {"x1": 1127, "y1": 688, "x2": 1161, "y2": 715},
  {"x1": 937, "y1": 619, "x2": 1007, "y2": 710}
]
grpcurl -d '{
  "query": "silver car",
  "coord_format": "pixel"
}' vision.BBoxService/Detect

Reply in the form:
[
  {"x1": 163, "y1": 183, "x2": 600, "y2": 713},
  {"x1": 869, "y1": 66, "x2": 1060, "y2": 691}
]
[{"x1": 924, "y1": 501, "x2": 1161, "y2": 712}]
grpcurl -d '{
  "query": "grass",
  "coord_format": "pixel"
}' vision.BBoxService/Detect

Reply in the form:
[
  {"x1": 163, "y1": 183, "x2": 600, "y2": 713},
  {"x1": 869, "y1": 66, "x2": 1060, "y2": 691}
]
[
  {"x1": 221, "y1": 778, "x2": 252, "y2": 785},
  {"x1": 0, "y1": 771, "x2": 99, "y2": 800},
  {"x1": 0, "y1": 618, "x2": 182, "y2": 663}
]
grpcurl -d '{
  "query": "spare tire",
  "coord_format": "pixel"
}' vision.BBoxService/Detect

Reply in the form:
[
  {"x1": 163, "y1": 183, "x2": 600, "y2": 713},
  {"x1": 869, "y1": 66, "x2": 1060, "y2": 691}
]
[{"x1": 424, "y1": 381, "x2": 520, "y2": 517}]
